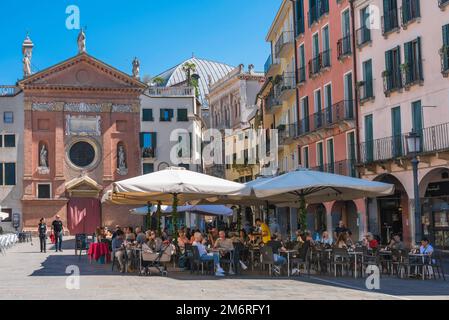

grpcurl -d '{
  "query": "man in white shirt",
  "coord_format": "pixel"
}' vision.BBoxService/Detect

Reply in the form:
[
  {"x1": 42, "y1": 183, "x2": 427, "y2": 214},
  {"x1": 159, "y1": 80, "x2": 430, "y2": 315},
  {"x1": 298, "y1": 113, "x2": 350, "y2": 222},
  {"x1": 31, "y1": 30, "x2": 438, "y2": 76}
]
[{"x1": 192, "y1": 232, "x2": 225, "y2": 276}]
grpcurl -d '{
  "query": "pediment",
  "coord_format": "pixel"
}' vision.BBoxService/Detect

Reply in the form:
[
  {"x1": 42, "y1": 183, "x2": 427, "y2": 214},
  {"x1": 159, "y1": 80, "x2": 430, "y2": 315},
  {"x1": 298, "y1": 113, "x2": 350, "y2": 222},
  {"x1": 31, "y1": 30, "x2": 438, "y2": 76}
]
[
  {"x1": 19, "y1": 53, "x2": 147, "y2": 91},
  {"x1": 65, "y1": 175, "x2": 103, "y2": 192}
]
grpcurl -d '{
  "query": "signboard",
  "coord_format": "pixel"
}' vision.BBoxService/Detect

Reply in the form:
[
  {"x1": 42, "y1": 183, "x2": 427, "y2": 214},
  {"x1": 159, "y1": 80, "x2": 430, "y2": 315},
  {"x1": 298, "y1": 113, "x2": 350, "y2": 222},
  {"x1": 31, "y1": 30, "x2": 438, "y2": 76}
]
[{"x1": 12, "y1": 213, "x2": 20, "y2": 229}]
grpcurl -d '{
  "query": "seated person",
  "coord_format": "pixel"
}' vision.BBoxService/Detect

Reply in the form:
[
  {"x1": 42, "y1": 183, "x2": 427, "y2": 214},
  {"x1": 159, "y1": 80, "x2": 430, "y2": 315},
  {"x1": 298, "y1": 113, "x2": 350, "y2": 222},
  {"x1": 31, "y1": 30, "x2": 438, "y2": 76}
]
[
  {"x1": 207, "y1": 228, "x2": 219, "y2": 246},
  {"x1": 124, "y1": 227, "x2": 136, "y2": 242},
  {"x1": 335, "y1": 232, "x2": 348, "y2": 249},
  {"x1": 363, "y1": 232, "x2": 379, "y2": 250},
  {"x1": 214, "y1": 230, "x2": 234, "y2": 251},
  {"x1": 111, "y1": 230, "x2": 132, "y2": 273},
  {"x1": 345, "y1": 231, "x2": 355, "y2": 248},
  {"x1": 94, "y1": 227, "x2": 104, "y2": 243},
  {"x1": 192, "y1": 232, "x2": 226, "y2": 277},
  {"x1": 144, "y1": 231, "x2": 163, "y2": 253},
  {"x1": 419, "y1": 238, "x2": 434, "y2": 256},
  {"x1": 320, "y1": 231, "x2": 333, "y2": 246},
  {"x1": 389, "y1": 234, "x2": 405, "y2": 250},
  {"x1": 266, "y1": 234, "x2": 287, "y2": 266},
  {"x1": 177, "y1": 230, "x2": 191, "y2": 254},
  {"x1": 135, "y1": 227, "x2": 146, "y2": 245}
]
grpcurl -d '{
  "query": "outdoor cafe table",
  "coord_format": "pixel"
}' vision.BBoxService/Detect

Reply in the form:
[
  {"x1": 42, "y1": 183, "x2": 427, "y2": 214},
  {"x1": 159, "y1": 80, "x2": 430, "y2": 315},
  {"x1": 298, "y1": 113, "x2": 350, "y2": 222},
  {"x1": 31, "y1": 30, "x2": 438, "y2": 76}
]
[
  {"x1": 88, "y1": 242, "x2": 111, "y2": 264},
  {"x1": 409, "y1": 253, "x2": 431, "y2": 280},
  {"x1": 348, "y1": 250, "x2": 364, "y2": 279},
  {"x1": 280, "y1": 250, "x2": 297, "y2": 277}
]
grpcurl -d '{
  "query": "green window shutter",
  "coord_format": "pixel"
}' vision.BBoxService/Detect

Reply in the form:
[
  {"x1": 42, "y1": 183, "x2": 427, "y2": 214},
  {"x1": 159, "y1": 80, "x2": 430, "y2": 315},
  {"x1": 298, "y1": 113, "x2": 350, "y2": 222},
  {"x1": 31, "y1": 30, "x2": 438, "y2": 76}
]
[
  {"x1": 404, "y1": 41, "x2": 412, "y2": 83},
  {"x1": 152, "y1": 133, "x2": 157, "y2": 149},
  {"x1": 417, "y1": 37, "x2": 423, "y2": 81},
  {"x1": 443, "y1": 25, "x2": 449, "y2": 46},
  {"x1": 391, "y1": 107, "x2": 402, "y2": 157},
  {"x1": 139, "y1": 133, "x2": 144, "y2": 148},
  {"x1": 0, "y1": 163, "x2": 3, "y2": 185},
  {"x1": 304, "y1": 147, "x2": 309, "y2": 168},
  {"x1": 364, "y1": 60, "x2": 373, "y2": 97},
  {"x1": 327, "y1": 139, "x2": 334, "y2": 164},
  {"x1": 411, "y1": 100, "x2": 423, "y2": 133},
  {"x1": 365, "y1": 115, "x2": 374, "y2": 162}
]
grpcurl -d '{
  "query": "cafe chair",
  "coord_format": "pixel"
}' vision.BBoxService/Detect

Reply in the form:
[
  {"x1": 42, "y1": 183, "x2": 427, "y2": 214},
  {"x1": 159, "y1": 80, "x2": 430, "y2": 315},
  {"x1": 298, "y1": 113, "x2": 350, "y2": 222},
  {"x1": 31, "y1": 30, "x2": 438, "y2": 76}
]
[
  {"x1": 333, "y1": 248, "x2": 351, "y2": 277},
  {"x1": 428, "y1": 251, "x2": 446, "y2": 281},
  {"x1": 191, "y1": 246, "x2": 214, "y2": 275},
  {"x1": 260, "y1": 246, "x2": 277, "y2": 276},
  {"x1": 290, "y1": 245, "x2": 311, "y2": 277}
]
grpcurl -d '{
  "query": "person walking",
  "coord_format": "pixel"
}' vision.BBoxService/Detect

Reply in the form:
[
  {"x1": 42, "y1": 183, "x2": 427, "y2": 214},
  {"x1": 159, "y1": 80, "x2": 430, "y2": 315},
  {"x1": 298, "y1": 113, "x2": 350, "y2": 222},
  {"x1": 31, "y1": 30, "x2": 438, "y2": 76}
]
[
  {"x1": 51, "y1": 215, "x2": 64, "y2": 252},
  {"x1": 38, "y1": 218, "x2": 47, "y2": 253}
]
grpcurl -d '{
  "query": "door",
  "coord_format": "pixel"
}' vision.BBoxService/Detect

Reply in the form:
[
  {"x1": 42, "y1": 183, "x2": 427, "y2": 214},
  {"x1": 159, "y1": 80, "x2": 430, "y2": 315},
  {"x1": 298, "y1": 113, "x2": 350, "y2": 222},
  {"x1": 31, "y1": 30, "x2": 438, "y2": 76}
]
[
  {"x1": 67, "y1": 198, "x2": 101, "y2": 235},
  {"x1": 324, "y1": 84, "x2": 332, "y2": 124},
  {"x1": 344, "y1": 72, "x2": 354, "y2": 118},
  {"x1": 301, "y1": 97, "x2": 310, "y2": 132},
  {"x1": 347, "y1": 132, "x2": 357, "y2": 177},
  {"x1": 379, "y1": 194, "x2": 403, "y2": 244},
  {"x1": 317, "y1": 142, "x2": 324, "y2": 171},
  {"x1": 322, "y1": 26, "x2": 330, "y2": 67},
  {"x1": 314, "y1": 89, "x2": 322, "y2": 129}
]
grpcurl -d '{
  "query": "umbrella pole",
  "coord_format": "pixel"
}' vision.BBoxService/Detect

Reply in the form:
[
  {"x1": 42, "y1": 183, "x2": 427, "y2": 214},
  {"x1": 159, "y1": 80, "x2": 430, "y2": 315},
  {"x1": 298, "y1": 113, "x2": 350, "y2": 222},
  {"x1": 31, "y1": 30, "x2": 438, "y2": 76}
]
[
  {"x1": 146, "y1": 202, "x2": 152, "y2": 231},
  {"x1": 172, "y1": 193, "x2": 179, "y2": 243},
  {"x1": 298, "y1": 193, "x2": 307, "y2": 233},
  {"x1": 157, "y1": 201, "x2": 162, "y2": 236},
  {"x1": 237, "y1": 206, "x2": 242, "y2": 231}
]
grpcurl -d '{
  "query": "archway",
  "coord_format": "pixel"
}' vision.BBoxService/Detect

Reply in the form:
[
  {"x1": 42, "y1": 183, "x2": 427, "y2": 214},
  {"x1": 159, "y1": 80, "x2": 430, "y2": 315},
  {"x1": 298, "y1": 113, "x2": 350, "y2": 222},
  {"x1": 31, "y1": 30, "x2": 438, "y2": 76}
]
[
  {"x1": 331, "y1": 201, "x2": 359, "y2": 240},
  {"x1": 306, "y1": 203, "x2": 327, "y2": 234},
  {"x1": 374, "y1": 174, "x2": 409, "y2": 245},
  {"x1": 419, "y1": 167, "x2": 449, "y2": 250}
]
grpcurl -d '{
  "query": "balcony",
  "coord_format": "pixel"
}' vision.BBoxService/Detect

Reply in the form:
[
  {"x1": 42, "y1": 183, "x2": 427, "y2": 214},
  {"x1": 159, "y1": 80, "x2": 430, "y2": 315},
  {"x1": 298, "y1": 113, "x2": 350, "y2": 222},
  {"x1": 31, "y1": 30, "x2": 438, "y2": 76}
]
[
  {"x1": 265, "y1": 92, "x2": 282, "y2": 114},
  {"x1": 142, "y1": 147, "x2": 156, "y2": 159},
  {"x1": 0, "y1": 86, "x2": 18, "y2": 97},
  {"x1": 402, "y1": 61, "x2": 424, "y2": 88},
  {"x1": 147, "y1": 86, "x2": 194, "y2": 97},
  {"x1": 401, "y1": 0, "x2": 421, "y2": 28},
  {"x1": 337, "y1": 34, "x2": 352, "y2": 60},
  {"x1": 273, "y1": 72, "x2": 296, "y2": 101},
  {"x1": 308, "y1": 50, "x2": 331, "y2": 77},
  {"x1": 440, "y1": 45, "x2": 449, "y2": 76},
  {"x1": 356, "y1": 26, "x2": 371, "y2": 48},
  {"x1": 298, "y1": 100, "x2": 355, "y2": 137},
  {"x1": 278, "y1": 123, "x2": 299, "y2": 145},
  {"x1": 298, "y1": 66, "x2": 306, "y2": 84},
  {"x1": 274, "y1": 31, "x2": 294, "y2": 60},
  {"x1": 311, "y1": 159, "x2": 357, "y2": 177},
  {"x1": 439, "y1": 0, "x2": 449, "y2": 9},
  {"x1": 382, "y1": 69, "x2": 402, "y2": 96},
  {"x1": 264, "y1": 54, "x2": 281, "y2": 78},
  {"x1": 360, "y1": 122, "x2": 449, "y2": 165},
  {"x1": 381, "y1": 9, "x2": 399, "y2": 36}
]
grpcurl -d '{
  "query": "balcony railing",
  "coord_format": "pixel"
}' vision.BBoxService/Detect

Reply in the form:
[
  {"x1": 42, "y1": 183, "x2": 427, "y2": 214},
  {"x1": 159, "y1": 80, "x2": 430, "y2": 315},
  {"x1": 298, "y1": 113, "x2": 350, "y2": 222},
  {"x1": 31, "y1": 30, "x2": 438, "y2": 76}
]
[
  {"x1": 311, "y1": 159, "x2": 357, "y2": 177},
  {"x1": 356, "y1": 26, "x2": 371, "y2": 47},
  {"x1": 439, "y1": 0, "x2": 449, "y2": 9},
  {"x1": 142, "y1": 147, "x2": 156, "y2": 158},
  {"x1": 440, "y1": 46, "x2": 449, "y2": 75},
  {"x1": 299, "y1": 100, "x2": 355, "y2": 136},
  {"x1": 278, "y1": 123, "x2": 299, "y2": 144},
  {"x1": 308, "y1": 50, "x2": 331, "y2": 77},
  {"x1": 382, "y1": 69, "x2": 402, "y2": 95},
  {"x1": 274, "y1": 72, "x2": 296, "y2": 99},
  {"x1": 0, "y1": 86, "x2": 18, "y2": 97},
  {"x1": 401, "y1": 0, "x2": 420, "y2": 26},
  {"x1": 360, "y1": 122, "x2": 449, "y2": 165},
  {"x1": 298, "y1": 66, "x2": 306, "y2": 84},
  {"x1": 148, "y1": 86, "x2": 194, "y2": 96},
  {"x1": 337, "y1": 34, "x2": 352, "y2": 59},
  {"x1": 274, "y1": 31, "x2": 294, "y2": 59},
  {"x1": 266, "y1": 93, "x2": 282, "y2": 112},
  {"x1": 382, "y1": 9, "x2": 399, "y2": 35},
  {"x1": 403, "y1": 61, "x2": 423, "y2": 87}
]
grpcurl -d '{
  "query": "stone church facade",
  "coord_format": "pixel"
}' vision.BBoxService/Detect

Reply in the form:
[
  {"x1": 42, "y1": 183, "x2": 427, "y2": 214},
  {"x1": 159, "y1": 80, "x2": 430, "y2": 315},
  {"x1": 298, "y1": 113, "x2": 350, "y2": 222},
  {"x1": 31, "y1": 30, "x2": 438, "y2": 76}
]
[{"x1": 19, "y1": 52, "x2": 147, "y2": 234}]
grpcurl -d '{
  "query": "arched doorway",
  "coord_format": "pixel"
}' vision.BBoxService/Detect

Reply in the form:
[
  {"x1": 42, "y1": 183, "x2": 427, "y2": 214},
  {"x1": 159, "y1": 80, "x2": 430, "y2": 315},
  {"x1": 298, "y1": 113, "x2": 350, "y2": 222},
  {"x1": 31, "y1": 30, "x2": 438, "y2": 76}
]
[
  {"x1": 306, "y1": 203, "x2": 327, "y2": 234},
  {"x1": 420, "y1": 167, "x2": 449, "y2": 250},
  {"x1": 331, "y1": 201, "x2": 359, "y2": 240},
  {"x1": 375, "y1": 174, "x2": 408, "y2": 245}
]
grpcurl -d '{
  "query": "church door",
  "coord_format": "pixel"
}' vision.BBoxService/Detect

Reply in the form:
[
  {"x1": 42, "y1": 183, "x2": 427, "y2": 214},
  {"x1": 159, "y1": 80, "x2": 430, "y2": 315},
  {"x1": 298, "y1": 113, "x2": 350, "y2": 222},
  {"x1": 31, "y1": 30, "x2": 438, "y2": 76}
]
[{"x1": 67, "y1": 198, "x2": 101, "y2": 235}]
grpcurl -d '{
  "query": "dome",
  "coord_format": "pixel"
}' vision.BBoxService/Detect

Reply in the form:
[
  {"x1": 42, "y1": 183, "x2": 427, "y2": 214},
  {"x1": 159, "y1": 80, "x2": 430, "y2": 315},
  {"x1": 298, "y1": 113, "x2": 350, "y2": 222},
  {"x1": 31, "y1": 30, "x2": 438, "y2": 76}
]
[{"x1": 155, "y1": 57, "x2": 234, "y2": 108}]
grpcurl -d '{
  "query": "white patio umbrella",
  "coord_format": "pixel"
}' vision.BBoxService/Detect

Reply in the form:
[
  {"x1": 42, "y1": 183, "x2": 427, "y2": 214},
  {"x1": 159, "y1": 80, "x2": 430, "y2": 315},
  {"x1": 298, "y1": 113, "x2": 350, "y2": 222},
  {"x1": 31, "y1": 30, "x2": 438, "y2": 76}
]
[
  {"x1": 252, "y1": 168, "x2": 394, "y2": 203},
  {"x1": 130, "y1": 205, "x2": 233, "y2": 217}
]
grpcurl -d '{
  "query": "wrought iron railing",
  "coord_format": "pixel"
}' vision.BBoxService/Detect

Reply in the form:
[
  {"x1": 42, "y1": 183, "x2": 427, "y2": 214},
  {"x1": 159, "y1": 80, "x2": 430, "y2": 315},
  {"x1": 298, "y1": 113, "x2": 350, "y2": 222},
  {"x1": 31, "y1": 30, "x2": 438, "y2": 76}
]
[
  {"x1": 439, "y1": 45, "x2": 449, "y2": 74},
  {"x1": 356, "y1": 26, "x2": 371, "y2": 47},
  {"x1": 266, "y1": 92, "x2": 282, "y2": 112},
  {"x1": 337, "y1": 34, "x2": 352, "y2": 59},
  {"x1": 311, "y1": 159, "x2": 357, "y2": 177},
  {"x1": 308, "y1": 0, "x2": 329, "y2": 26},
  {"x1": 382, "y1": 69, "x2": 402, "y2": 94},
  {"x1": 148, "y1": 87, "x2": 193, "y2": 96},
  {"x1": 298, "y1": 66, "x2": 306, "y2": 84},
  {"x1": 403, "y1": 61, "x2": 423, "y2": 86},
  {"x1": 274, "y1": 72, "x2": 296, "y2": 97},
  {"x1": 308, "y1": 50, "x2": 331, "y2": 77},
  {"x1": 274, "y1": 31, "x2": 294, "y2": 59},
  {"x1": 359, "y1": 79, "x2": 374, "y2": 101}
]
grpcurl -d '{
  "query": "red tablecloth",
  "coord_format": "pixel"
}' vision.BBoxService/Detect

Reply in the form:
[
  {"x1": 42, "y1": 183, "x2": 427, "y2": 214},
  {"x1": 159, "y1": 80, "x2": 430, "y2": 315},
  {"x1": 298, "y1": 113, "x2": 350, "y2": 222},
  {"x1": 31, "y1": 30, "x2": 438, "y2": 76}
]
[{"x1": 88, "y1": 243, "x2": 111, "y2": 263}]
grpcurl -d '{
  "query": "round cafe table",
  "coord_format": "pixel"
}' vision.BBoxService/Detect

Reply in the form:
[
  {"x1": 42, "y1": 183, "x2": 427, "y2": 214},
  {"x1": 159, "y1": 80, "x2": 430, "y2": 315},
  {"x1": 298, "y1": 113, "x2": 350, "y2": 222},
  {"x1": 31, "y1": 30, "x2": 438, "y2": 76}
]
[{"x1": 88, "y1": 242, "x2": 111, "y2": 264}]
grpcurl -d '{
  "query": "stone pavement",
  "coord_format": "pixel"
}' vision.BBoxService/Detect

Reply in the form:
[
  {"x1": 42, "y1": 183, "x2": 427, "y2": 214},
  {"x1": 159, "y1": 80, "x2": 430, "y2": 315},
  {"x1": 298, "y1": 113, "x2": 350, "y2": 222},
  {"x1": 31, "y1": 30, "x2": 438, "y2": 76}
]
[{"x1": 0, "y1": 238, "x2": 448, "y2": 300}]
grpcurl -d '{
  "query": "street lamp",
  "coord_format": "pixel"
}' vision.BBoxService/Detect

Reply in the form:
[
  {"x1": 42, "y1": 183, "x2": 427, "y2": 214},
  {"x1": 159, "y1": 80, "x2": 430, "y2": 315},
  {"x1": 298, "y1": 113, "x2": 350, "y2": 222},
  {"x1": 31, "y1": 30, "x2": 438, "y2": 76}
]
[{"x1": 406, "y1": 130, "x2": 422, "y2": 243}]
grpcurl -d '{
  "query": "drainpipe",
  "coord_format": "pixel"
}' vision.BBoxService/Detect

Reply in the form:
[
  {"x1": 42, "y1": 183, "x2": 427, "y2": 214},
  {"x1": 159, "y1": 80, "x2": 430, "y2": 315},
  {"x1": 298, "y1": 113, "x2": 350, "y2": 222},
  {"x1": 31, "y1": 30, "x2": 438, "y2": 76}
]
[
  {"x1": 290, "y1": 0, "x2": 301, "y2": 130},
  {"x1": 350, "y1": 0, "x2": 361, "y2": 172}
]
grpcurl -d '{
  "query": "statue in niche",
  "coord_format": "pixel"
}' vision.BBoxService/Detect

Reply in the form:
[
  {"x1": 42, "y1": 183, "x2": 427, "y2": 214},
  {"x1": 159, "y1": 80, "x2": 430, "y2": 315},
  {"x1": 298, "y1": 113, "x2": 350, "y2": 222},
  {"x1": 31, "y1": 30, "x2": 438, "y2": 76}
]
[
  {"x1": 39, "y1": 144, "x2": 48, "y2": 168},
  {"x1": 117, "y1": 145, "x2": 128, "y2": 175}
]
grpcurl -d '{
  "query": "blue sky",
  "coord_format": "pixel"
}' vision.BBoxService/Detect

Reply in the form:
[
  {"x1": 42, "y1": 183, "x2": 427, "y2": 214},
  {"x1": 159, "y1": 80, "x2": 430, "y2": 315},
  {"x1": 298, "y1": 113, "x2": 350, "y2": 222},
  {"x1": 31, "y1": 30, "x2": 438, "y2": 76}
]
[{"x1": 0, "y1": 0, "x2": 282, "y2": 84}]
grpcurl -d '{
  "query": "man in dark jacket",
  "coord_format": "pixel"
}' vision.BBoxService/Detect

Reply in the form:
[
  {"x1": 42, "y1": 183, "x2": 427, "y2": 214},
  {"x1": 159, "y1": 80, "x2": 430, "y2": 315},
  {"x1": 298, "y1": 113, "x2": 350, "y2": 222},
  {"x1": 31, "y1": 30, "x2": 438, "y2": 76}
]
[
  {"x1": 51, "y1": 215, "x2": 64, "y2": 252},
  {"x1": 38, "y1": 218, "x2": 47, "y2": 253}
]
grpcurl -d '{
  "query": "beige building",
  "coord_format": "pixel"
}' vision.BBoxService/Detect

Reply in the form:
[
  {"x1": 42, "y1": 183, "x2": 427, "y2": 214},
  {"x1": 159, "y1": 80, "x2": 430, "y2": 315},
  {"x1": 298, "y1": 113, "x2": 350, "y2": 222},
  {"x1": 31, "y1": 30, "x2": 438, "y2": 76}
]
[
  {"x1": 354, "y1": 0, "x2": 449, "y2": 247},
  {"x1": 207, "y1": 64, "x2": 265, "y2": 182},
  {"x1": 0, "y1": 86, "x2": 24, "y2": 232}
]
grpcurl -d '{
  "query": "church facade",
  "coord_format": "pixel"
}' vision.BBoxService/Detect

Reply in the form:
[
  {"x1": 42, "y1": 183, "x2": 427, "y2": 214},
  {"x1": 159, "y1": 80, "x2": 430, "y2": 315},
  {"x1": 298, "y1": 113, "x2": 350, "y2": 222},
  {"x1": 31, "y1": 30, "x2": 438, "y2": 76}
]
[{"x1": 18, "y1": 38, "x2": 147, "y2": 234}]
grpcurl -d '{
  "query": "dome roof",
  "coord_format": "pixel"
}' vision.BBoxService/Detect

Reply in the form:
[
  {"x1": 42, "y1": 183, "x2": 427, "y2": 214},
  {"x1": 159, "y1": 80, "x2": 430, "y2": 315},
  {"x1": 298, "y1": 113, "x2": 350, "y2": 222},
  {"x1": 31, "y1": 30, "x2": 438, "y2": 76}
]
[{"x1": 155, "y1": 57, "x2": 234, "y2": 108}]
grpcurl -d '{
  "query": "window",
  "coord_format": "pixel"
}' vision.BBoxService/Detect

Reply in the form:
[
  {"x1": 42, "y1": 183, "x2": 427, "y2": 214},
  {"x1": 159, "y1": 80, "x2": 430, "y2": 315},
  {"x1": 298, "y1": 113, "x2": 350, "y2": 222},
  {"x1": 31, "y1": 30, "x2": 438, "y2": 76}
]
[
  {"x1": 404, "y1": 37, "x2": 423, "y2": 86},
  {"x1": 344, "y1": 72, "x2": 354, "y2": 117},
  {"x1": 362, "y1": 59, "x2": 374, "y2": 100},
  {"x1": 347, "y1": 132, "x2": 357, "y2": 177},
  {"x1": 314, "y1": 89, "x2": 322, "y2": 129},
  {"x1": 391, "y1": 106, "x2": 402, "y2": 157},
  {"x1": 308, "y1": 0, "x2": 329, "y2": 26},
  {"x1": 140, "y1": 132, "x2": 157, "y2": 158},
  {"x1": 321, "y1": 25, "x2": 331, "y2": 68},
  {"x1": 298, "y1": 44, "x2": 306, "y2": 83},
  {"x1": 37, "y1": 184, "x2": 51, "y2": 199},
  {"x1": 69, "y1": 141, "x2": 96, "y2": 167},
  {"x1": 401, "y1": 0, "x2": 420, "y2": 26},
  {"x1": 357, "y1": 6, "x2": 371, "y2": 47},
  {"x1": 324, "y1": 84, "x2": 332, "y2": 123},
  {"x1": 338, "y1": 10, "x2": 352, "y2": 59},
  {"x1": 364, "y1": 115, "x2": 374, "y2": 162},
  {"x1": 142, "y1": 109, "x2": 153, "y2": 121},
  {"x1": 316, "y1": 142, "x2": 324, "y2": 171},
  {"x1": 160, "y1": 108, "x2": 174, "y2": 122},
  {"x1": 296, "y1": 0, "x2": 305, "y2": 36},
  {"x1": 4, "y1": 134, "x2": 15, "y2": 148},
  {"x1": 442, "y1": 24, "x2": 449, "y2": 73},
  {"x1": 177, "y1": 109, "x2": 188, "y2": 122},
  {"x1": 382, "y1": 0, "x2": 399, "y2": 34},
  {"x1": 384, "y1": 46, "x2": 402, "y2": 93},
  {"x1": 143, "y1": 163, "x2": 154, "y2": 174},
  {"x1": 326, "y1": 139, "x2": 334, "y2": 173},
  {"x1": 3, "y1": 112, "x2": 13, "y2": 124},
  {"x1": 300, "y1": 96, "x2": 309, "y2": 133},
  {"x1": 4, "y1": 163, "x2": 16, "y2": 186},
  {"x1": 302, "y1": 146, "x2": 309, "y2": 168}
]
